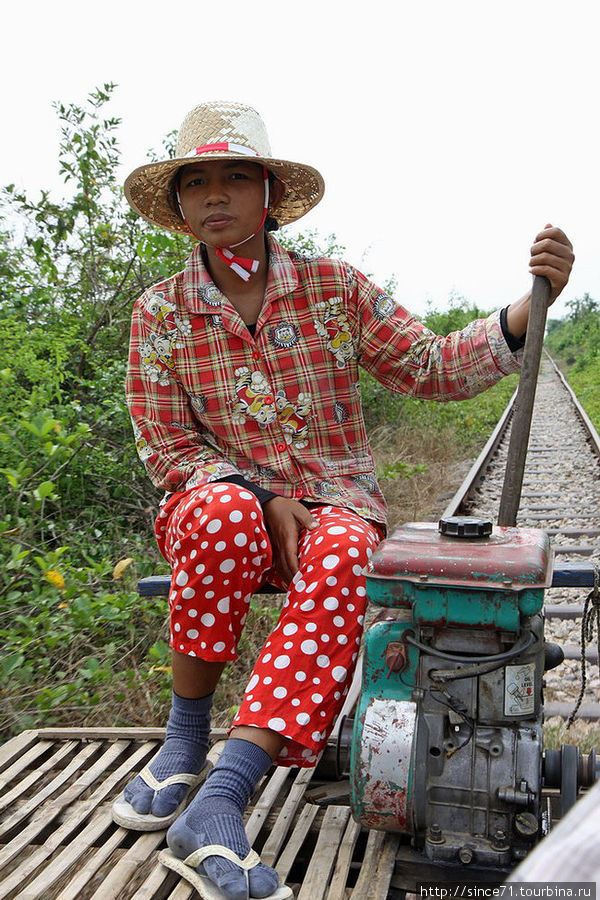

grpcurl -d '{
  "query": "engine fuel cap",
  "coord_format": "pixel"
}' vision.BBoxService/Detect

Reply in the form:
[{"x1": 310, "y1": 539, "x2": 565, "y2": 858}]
[{"x1": 438, "y1": 516, "x2": 493, "y2": 538}]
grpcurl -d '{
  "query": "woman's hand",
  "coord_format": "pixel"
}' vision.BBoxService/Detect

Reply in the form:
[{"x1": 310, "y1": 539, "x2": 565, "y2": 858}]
[
  {"x1": 263, "y1": 496, "x2": 318, "y2": 585},
  {"x1": 529, "y1": 223, "x2": 574, "y2": 302},
  {"x1": 506, "y1": 224, "x2": 575, "y2": 338}
]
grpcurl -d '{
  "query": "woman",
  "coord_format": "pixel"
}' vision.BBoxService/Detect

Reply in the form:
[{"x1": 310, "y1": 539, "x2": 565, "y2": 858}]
[{"x1": 113, "y1": 101, "x2": 573, "y2": 900}]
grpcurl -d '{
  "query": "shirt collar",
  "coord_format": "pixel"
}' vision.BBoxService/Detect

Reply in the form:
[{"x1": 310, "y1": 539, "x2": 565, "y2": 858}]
[{"x1": 182, "y1": 235, "x2": 299, "y2": 315}]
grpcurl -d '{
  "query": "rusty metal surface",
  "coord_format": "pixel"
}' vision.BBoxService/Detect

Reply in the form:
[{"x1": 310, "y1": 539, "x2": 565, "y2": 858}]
[
  {"x1": 369, "y1": 522, "x2": 553, "y2": 590},
  {"x1": 356, "y1": 698, "x2": 416, "y2": 831}
]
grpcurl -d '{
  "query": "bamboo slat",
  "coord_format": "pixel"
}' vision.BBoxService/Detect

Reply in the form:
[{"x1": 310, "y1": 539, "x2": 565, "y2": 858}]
[
  {"x1": 166, "y1": 882, "x2": 195, "y2": 899},
  {"x1": 53, "y1": 821, "x2": 128, "y2": 900},
  {"x1": 245, "y1": 766, "x2": 291, "y2": 843},
  {"x1": 0, "y1": 740, "x2": 130, "y2": 873},
  {"x1": 349, "y1": 829, "x2": 386, "y2": 897},
  {"x1": 297, "y1": 805, "x2": 351, "y2": 900},
  {"x1": 0, "y1": 740, "x2": 79, "y2": 816},
  {"x1": 325, "y1": 817, "x2": 362, "y2": 900},
  {"x1": 0, "y1": 742, "x2": 154, "y2": 899},
  {"x1": 260, "y1": 767, "x2": 316, "y2": 866},
  {"x1": 0, "y1": 742, "x2": 100, "y2": 863},
  {"x1": 87, "y1": 831, "x2": 165, "y2": 900},
  {"x1": 275, "y1": 803, "x2": 320, "y2": 883},
  {"x1": 0, "y1": 729, "x2": 40, "y2": 771},
  {"x1": 363, "y1": 833, "x2": 400, "y2": 900},
  {"x1": 0, "y1": 740, "x2": 54, "y2": 791},
  {"x1": 128, "y1": 860, "x2": 173, "y2": 900}
]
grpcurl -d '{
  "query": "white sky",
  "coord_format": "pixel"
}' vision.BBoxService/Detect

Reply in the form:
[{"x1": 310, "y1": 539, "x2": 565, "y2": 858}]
[{"x1": 3, "y1": 0, "x2": 598, "y2": 319}]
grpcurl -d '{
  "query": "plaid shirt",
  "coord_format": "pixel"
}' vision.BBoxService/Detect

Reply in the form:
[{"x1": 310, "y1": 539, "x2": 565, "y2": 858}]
[{"x1": 126, "y1": 236, "x2": 521, "y2": 526}]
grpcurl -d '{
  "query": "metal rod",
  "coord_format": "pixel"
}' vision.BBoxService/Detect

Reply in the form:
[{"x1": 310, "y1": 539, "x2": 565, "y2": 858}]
[{"x1": 498, "y1": 275, "x2": 551, "y2": 526}]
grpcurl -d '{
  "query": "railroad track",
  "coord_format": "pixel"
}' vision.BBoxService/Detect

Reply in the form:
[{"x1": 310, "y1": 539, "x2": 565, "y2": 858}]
[{"x1": 442, "y1": 353, "x2": 600, "y2": 718}]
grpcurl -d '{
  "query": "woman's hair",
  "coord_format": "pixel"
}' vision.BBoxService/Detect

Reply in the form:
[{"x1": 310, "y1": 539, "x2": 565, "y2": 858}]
[{"x1": 167, "y1": 167, "x2": 282, "y2": 231}]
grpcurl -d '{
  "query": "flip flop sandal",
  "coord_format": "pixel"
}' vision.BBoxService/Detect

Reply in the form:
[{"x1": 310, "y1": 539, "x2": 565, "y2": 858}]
[
  {"x1": 112, "y1": 763, "x2": 207, "y2": 831},
  {"x1": 159, "y1": 845, "x2": 293, "y2": 900}
]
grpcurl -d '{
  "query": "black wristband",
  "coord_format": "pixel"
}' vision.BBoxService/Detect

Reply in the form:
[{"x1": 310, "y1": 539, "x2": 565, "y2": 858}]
[{"x1": 500, "y1": 306, "x2": 526, "y2": 352}]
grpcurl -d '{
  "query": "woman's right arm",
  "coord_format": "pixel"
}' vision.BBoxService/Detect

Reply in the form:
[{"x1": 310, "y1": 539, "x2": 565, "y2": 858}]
[{"x1": 126, "y1": 295, "x2": 241, "y2": 493}]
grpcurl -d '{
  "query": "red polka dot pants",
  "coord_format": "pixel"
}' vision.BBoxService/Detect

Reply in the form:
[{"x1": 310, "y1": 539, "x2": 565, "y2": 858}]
[{"x1": 155, "y1": 483, "x2": 382, "y2": 767}]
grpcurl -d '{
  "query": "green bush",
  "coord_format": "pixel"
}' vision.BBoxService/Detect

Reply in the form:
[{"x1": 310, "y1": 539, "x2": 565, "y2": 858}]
[{"x1": 546, "y1": 293, "x2": 600, "y2": 431}]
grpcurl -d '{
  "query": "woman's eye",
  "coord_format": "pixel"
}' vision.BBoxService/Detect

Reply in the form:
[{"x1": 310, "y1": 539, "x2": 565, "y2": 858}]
[{"x1": 231, "y1": 172, "x2": 248, "y2": 180}]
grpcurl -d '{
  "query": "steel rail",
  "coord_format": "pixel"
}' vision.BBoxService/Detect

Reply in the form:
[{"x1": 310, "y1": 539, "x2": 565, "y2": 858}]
[
  {"x1": 442, "y1": 352, "x2": 600, "y2": 517},
  {"x1": 544, "y1": 350, "x2": 600, "y2": 460}
]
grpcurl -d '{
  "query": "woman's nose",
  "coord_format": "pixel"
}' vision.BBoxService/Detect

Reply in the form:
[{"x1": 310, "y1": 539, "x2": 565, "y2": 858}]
[{"x1": 205, "y1": 179, "x2": 229, "y2": 205}]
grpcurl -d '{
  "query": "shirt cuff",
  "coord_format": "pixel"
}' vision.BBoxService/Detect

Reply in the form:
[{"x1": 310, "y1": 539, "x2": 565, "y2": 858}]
[
  {"x1": 215, "y1": 474, "x2": 278, "y2": 506},
  {"x1": 500, "y1": 306, "x2": 526, "y2": 353}
]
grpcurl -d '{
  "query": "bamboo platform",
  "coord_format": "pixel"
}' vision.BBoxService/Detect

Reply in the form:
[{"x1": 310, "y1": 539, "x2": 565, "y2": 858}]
[{"x1": 0, "y1": 726, "x2": 400, "y2": 900}]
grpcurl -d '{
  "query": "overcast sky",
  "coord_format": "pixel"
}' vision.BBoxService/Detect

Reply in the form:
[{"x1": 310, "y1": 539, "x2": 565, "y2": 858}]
[{"x1": 3, "y1": 0, "x2": 598, "y2": 319}]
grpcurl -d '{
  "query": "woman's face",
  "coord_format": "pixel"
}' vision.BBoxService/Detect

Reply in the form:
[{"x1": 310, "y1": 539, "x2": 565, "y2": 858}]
[{"x1": 177, "y1": 159, "x2": 267, "y2": 246}]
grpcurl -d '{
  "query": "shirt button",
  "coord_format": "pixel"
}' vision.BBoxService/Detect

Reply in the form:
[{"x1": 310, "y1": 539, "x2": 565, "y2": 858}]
[
  {"x1": 264, "y1": 395, "x2": 274, "y2": 405},
  {"x1": 276, "y1": 442, "x2": 287, "y2": 452},
  {"x1": 295, "y1": 488, "x2": 304, "y2": 499}
]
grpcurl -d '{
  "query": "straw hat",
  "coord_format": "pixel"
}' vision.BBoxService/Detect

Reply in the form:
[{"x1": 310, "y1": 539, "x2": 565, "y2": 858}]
[{"x1": 124, "y1": 101, "x2": 325, "y2": 234}]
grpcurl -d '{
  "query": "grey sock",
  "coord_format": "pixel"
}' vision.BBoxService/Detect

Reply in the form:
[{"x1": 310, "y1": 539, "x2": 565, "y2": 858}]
[
  {"x1": 167, "y1": 739, "x2": 280, "y2": 899},
  {"x1": 124, "y1": 691, "x2": 212, "y2": 817}
]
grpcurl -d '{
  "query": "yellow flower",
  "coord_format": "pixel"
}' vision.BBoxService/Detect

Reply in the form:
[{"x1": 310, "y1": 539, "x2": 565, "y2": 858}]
[
  {"x1": 45, "y1": 570, "x2": 65, "y2": 591},
  {"x1": 113, "y1": 557, "x2": 134, "y2": 580}
]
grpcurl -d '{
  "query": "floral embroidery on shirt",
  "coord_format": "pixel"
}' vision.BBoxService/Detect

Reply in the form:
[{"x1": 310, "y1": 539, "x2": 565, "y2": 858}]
[
  {"x1": 333, "y1": 401, "x2": 349, "y2": 424},
  {"x1": 132, "y1": 421, "x2": 153, "y2": 462},
  {"x1": 257, "y1": 465, "x2": 279, "y2": 481},
  {"x1": 170, "y1": 421, "x2": 197, "y2": 431},
  {"x1": 275, "y1": 390, "x2": 312, "y2": 449},
  {"x1": 313, "y1": 298, "x2": 356, "y2": 368},
  {"x1": 139, "y1": 332, "x2": 176, "y2": 385},
  {"x1": 240, "y1": 463, "x2": 277, "y2": 482},
  {"x1": 145, "y1": 291, "x2": 191, "y2": 346},
  {"x1": 190, "y1": 394, "x2": 208, "y2": 416},
  {"x1": 231, "y1": 367, "x2": 277, "y2": 428},
  {"x1": 269, "y1": 322, "x2": 300, "y2": 349},
  {"x1": 373, "y1": 292, "x2": 396, "y2": 322},
  {"x1": 314, "y1": 479, "x2": 342, "y2": 498},
  {"x1": 199, "y1": 284, "x2": 223, "y2": 307},
  {"x1": 186, "y1": 459, "x2": 237, "y2": 488},
  {"x1": 351, "y1": 473, "x2": 378, "y2": 494}
]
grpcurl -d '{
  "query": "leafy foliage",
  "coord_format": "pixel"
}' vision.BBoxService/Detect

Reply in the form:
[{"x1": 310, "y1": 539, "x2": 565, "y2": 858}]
[{"x1": 546, "y1": 293, "x2": 600, "y2": 430}]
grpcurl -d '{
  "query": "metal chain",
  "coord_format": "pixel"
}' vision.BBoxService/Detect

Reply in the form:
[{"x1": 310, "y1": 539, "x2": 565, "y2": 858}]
[{"x1": 567, "y1": 566, "x2": 600, "y2": 728}]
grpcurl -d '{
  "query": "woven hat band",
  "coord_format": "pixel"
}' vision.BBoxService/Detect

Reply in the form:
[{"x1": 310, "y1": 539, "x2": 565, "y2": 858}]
[{"x1": 184, "y1": 142, "x2": 260, "y2": 159}]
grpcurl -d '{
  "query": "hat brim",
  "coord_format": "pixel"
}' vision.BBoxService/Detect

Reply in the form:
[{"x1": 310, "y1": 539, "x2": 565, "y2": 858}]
[{"x1": 124, "y1": 152, "x2": 325, "y2": 234}]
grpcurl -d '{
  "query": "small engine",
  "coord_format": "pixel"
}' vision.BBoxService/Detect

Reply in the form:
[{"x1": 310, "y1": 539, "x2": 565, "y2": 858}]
[{"x1": 349, "y1": 517, "x2": 577, "y2": 868}]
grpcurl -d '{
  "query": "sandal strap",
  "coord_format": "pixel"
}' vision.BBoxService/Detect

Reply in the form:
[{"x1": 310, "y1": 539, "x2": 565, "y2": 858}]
[
  {"x1": 138, "y1": 765, "x2": 200, "y2": 792},
  {"x1": 183, "y1": 845, "x2": 261, "y2": 870}
]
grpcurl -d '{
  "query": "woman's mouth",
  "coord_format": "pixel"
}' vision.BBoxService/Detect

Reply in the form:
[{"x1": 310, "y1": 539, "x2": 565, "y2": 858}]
[{"x1": 203, "y1": 214, "x2": 234, "y2": 227}]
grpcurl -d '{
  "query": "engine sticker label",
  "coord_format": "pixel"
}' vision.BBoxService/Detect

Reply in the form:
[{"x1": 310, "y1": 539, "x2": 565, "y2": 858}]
[{"x1": 504, "y1": 663, "x2": 535, "y2": 715}]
